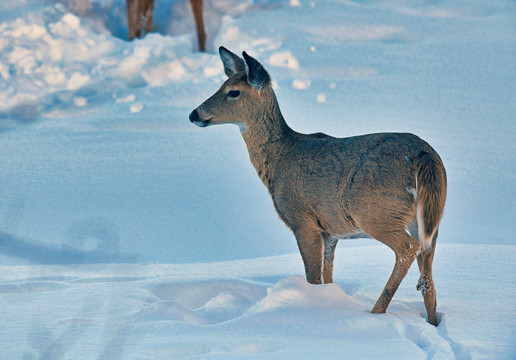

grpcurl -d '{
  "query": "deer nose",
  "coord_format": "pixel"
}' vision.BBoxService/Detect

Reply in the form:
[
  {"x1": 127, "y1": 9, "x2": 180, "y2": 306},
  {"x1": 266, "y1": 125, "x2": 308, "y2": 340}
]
[{"x1": 189, "y1": 110, "x2": 199, "y2": 123}]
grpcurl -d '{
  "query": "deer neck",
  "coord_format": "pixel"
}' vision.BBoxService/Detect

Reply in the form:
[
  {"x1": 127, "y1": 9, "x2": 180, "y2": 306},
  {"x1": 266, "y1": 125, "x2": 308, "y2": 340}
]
[{"x1": 240, "y1": 92, "x2": 293, "y2": 188}]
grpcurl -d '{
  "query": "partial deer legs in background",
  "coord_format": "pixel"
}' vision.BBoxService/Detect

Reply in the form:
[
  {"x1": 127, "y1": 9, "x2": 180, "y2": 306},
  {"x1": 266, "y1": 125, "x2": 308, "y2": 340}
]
[
  {"x1": 126, "y1": 0, "x2": 154, "y2": 40},
  {"x1": 126, "y1": 0, "x2": 206, "y2": 52},
  {"x1": 190, "y1": 0, "x2": 206, "y2": 52}
]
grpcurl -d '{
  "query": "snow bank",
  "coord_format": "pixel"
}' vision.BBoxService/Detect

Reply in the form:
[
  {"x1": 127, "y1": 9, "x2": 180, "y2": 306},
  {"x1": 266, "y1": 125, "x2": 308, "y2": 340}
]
[{"x1": 0, "y1": 3, "x2": 222, "y2": 118}]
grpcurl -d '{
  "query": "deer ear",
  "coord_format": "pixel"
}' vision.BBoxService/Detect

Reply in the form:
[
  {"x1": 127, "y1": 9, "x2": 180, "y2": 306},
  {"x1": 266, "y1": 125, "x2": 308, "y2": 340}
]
[
  {"x1": 242, "y1": 51, "x2": 270, "y2": 91},
  {"x1": 219, "y1": 46, "x2": 246, "y2": 77}
]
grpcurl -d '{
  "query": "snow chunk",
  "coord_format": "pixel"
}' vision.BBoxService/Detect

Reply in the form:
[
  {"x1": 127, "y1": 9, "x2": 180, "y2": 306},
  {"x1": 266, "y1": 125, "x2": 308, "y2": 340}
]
[
  {"x1": 130, "y1": 103, "x2": 143, "y2": 113},
  {"x1": 0, "y1": 63, "x2": 9, "y2": 80},
  {"x1": 50, "y1": 13, "x2": 81, "y2": 36},
  {"x1": 11, "y1": 24, "x2": 46, "y2": 40},
  {"x1": 116, "y1": 46, "x2": 151, "y2": 78},
  {"x1": 203, "y1": 66, "x2": 222, "y2": 77},
  {"x1": 269, "y1": 51, "x2": 299, "y2": 70},
  {"x1": 43, "y1": 67, "x2": 66, "y2": 86},
  {"x1": 142, "y1": 60, "x2": 185, "y2": 86},
  {"x1": 219, "y1": 25, "x2": 240, "y2": 44},
  {"x1": 63, "y1": 13, "x2": 80, "y2": 30},
  {"x1": 292, "y1": 78, "x2": 311, "y2": 90},
  {"x1": 8, "y1": 46, "x2": 32, "y2": 64},
  {"x1": 73, "y1": 97, "x2": 87, "y2": 107},
  {"x1": 317, "y1": 93, "x2": 326, "y2": 103},
  {"x1": 116, "y1": 94, "x2": 136, "y2": 104},
  {"x1": 66, "y1": 72, "x2": 90, "y2": 91}
]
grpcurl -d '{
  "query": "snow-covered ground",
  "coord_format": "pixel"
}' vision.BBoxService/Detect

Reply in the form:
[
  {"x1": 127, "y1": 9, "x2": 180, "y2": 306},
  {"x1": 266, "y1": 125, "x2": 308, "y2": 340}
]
[
  {"x1": 2, "y1": 244, "x2": 515, "y2": 359},
  {"x1": 1, "y1": 0, "x2": 515, "y2": 359}
]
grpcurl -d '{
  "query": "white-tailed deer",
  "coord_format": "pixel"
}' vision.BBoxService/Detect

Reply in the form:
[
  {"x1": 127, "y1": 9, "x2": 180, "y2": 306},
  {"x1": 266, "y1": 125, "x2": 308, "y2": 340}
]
[
  {"x1": 126, "y1": 0, "x2": 206, "y2": 51},
  {"x1": 189, "y1": 47, "x2": 447, "y2": 325}
]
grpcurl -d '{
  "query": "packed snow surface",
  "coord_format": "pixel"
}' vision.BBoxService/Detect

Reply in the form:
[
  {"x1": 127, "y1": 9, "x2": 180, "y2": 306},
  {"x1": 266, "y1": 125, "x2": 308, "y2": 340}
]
[{"x1": 0, "y1": 0, "x2": 515, "y2": 359}]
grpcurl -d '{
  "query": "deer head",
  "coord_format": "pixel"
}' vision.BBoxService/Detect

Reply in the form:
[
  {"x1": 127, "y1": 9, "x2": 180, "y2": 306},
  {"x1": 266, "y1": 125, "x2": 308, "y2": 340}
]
[{"x1": 189, "y1": 47, "x2": 273, "y2": 132}]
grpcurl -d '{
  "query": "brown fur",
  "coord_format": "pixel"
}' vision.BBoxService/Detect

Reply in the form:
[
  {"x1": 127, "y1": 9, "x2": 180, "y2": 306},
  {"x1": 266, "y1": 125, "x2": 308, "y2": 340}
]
[
  {"x1": 189, "y1": 48, "x2": 447, "y2": 325},
  {"x1": 126, "y1": 0, "x2": 206, "y2": 52}
]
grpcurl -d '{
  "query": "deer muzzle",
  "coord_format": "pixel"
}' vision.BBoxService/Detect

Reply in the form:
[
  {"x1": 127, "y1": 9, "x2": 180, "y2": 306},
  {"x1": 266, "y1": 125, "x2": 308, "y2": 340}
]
[{"x1": 189, "y1": 109, "x2": 212, "y2": 127}]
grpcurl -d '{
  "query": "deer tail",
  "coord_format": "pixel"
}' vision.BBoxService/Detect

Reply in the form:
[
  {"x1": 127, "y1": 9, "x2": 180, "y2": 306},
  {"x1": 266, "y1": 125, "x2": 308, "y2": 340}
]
[{"x1": 416, "y1": 151, "x2": 447, "y2": 251}]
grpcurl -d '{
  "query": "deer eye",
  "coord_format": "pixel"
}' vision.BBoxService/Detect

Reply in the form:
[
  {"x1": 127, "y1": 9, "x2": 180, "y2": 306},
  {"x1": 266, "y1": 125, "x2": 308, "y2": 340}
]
[{"x1": 227, "y1": 90, "x2": 241, "y2": 99}]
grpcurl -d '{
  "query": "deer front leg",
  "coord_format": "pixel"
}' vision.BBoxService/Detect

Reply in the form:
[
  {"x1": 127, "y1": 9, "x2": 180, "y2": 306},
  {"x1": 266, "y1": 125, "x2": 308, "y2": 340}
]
[
  {"x1": 323, "y1": 235, "x2": 338, "y2": 284},
  {"x1": 295, "y1": 227, "x2": 324, "y2": 285},
  {"x1": 371, "y1": 232, "x2": 419, "y2": 314}
]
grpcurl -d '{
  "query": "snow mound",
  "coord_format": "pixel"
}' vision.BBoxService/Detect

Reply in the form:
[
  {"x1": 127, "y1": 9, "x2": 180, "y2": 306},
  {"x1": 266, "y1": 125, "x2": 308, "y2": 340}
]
[{"x1": 247, "y1": 276, "x2": 363, "y2": 314}]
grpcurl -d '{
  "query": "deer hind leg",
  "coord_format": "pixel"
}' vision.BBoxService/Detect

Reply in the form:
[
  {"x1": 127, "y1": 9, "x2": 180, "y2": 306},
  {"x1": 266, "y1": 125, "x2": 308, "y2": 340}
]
[
  {"x1": 190, "y1": 0, "x2": 206, "y2": 51},
  {"x1": 323, "y1": 235, "x2": 338, "y2": 284},
  {"x1": 126, "y1": 0, "x2": 137, "y2": 40},
  {"x1": 416, "y1": 230, "x2": 438, "y2": 325},
  {"x1": 294, "y1": 227, "x2": 324, "y2": 285},
  {"x1": 371, "y1": 231, "x2": 419, "y2": 314},
  {"x1": 143, "y1": 0, "x2": 154, "y2": 35}
]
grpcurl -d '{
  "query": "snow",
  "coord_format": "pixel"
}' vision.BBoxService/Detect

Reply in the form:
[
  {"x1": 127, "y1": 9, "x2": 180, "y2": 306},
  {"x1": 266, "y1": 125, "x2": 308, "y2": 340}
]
[
  {"x1": 292, "y1": 78, "x2": 311, "y2": 90},
  {"x1": 268, "y1": 51, "x2": 299, "y2": 70},
  {"x1": 1, "y1": 245, "x2": 515, "y2": 359},
  {"x1": 0, "y1": 0, "x2": 515, "y2": 359}
]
